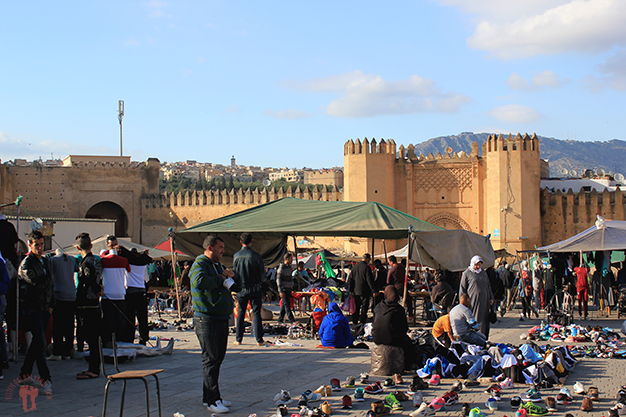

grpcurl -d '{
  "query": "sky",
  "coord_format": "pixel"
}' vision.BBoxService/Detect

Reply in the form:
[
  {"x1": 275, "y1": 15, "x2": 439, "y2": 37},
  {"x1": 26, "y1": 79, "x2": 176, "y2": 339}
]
[{"x1": 1, "y1": 0, "x2": 625, "y2": 169}]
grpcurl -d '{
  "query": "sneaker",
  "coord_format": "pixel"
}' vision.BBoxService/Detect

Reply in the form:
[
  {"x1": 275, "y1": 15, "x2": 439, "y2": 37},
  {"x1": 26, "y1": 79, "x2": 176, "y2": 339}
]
[
  {"x1": 580, "y1": 397, "x2": 593, "y2": 412},
  {"x1": 588, "y1": 386, "x2": 599, "y2": 401},
  {"x1": 574, "y1": 381, "x2": 586, "y2": 395},
  {"x1": 365, "y1": 381, "x2": 384, "y2": 394},
  {"x1": 524, "y1": 387, "x2": 542, "y2": 402},
  {"x1": 46, "y1": 354, "x2": 62, "y2": 361},
  {"x1": 485, "y1": 384, "x2": 501, "y2": 397},
  {"x1": 360, "y1": 372, "x2": 369, "y2": 383},
  {"x1": 413, "y1": 392, "x2": 424, "y2": 407},
  {"x1": 330, "y1": 378, "x2": 341, "y2": 391},
  {"x1": 500, "y1": 377, "x2": 514, "y2": 390},
  {"x1": 221, "y1": 399, "x2": 231, "y2": 407},
  {"x1": 321, "y1": 400, "x2": 332, "y2": 415},
  {"x1": 556, "y1": 387, "x2": 573, "y2": 405},
  {"x1": 408, "y1": 377, "x2": 429, "y2": 393},
  {"x1": 298, "y1": 394, "x2": 308, "y2": 408},
  {"x1": 410, "y1": 402, "x2": 435, "y2": 417},
  {"x1": 233, "y1": 341, "x2": 242, "y2": 345},
  {"x1": 314, "y1": 385, "x2": 331, "y2": 397},
  {"x1": 345, "y1": 376, "x2": 355, "y2": 388},
  {"x1": 41, "y1": 380, "x2": 52, "y2": 396},
  {"x1": 386, "y1": 393, "x2": 403, "y2": 411},
  {"x1": 372, "y1": 400, "x2": 391, "y2": 416},
  {"x1": 274, "y1": 390, "x2": 292, "y2": 405},
  {"x1": 429, "y1": 397, "x2": 445, "y2": 411},
  {"x1": 393, "y1": 390, "x2": 410, "y2": 401},
  {"x1": 207, "y1": 400, "x2": 229, "y2": 414},
  {"x1": 545, "y1": 397, "x2": 557, "y2": 412},
  {"x1": 469, "y1": 407, "x2": 486, "y2": 417},
  {"x1": 523, "y1": 402, "x2": 549, "y2": 416},
  {"x1": 303, "y1": 390, "x2": 322, "y2": 402},
  {"x1": 485, "y1": 398, "x2": 498, "y2": 411},
  {"x1": 464, "y1": 378, "x2": 480, "y2": 387},
  {"x1": 511, "y1": 396, "x2": 522, "y2": 408},
  {"x1": 443, "y1": 391, "x2": 459, "y2": 406},
  {"x1": 393, "y1": 373, "x2": 404, "y2": 385},
  {"x1": 428, "y1": 374, "x2": 441, "y2": 386},
  {"x1": 516, "y1": 407, "x2": 528, "y2": 417},
  {"x1": 452, "y1": 380, "x2": 464, "y2": 392},
  {"x1": 341, "y1": 395, "x2": 353, "y2": 409},
  {"x1": 384, "y1": 377, "x2": 395, "y2": 387},
  {"x1": 275, "y1": 404, "x2": 288, "y2": 417},
  {"x1": 462, "y1": 403, "x2": 471, "y2": 417},
  {"x1": 611, "y1": 403, "x2": 626, "y2": 416},
  {"x1": 354, "y1": 387, "x2": 365, "y2": 402}
]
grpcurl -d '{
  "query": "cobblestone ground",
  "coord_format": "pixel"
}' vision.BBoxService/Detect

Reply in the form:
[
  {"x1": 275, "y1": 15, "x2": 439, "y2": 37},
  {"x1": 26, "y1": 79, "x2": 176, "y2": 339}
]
[{"x1": 1, "y1": 305, "x2": 625, "y2": 417}]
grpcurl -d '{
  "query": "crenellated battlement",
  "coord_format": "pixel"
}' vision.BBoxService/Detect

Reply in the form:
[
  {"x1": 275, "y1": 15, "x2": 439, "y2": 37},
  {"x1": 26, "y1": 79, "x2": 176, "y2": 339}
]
[
  {"x1": 344, "y1": 138, "x2": 396, "y2": 155},
  {"x1": 485, "y1": 132, "x2": 539, "y2": 153}
]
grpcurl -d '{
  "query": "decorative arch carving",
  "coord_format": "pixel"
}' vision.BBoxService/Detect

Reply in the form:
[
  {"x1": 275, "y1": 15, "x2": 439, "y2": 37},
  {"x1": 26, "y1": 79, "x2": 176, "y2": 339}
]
[{"x1": 426, "y1": 212, "x2": 472, "y2": 231}]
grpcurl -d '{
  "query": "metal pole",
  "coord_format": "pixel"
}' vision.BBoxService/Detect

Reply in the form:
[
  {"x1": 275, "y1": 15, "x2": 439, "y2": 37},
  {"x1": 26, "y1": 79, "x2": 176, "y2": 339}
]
[
  {"x1": 170, "y1": 235, "x2": 182, "y2": 322},
  {"x1": 118, "y1": 100, "x2": 124, "y2": 157}
]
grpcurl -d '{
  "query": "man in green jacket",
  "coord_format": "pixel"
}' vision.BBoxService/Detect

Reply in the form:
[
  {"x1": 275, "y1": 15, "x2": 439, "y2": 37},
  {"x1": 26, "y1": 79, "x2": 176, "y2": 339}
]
[{"x1": 191, "y1": 235, "x2": 241, "y2": 414}]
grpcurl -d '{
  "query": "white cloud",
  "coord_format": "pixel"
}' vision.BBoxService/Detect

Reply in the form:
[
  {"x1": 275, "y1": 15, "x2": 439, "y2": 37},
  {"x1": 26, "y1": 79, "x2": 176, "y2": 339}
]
[
  {"x1": 0, "y1": 132, "x2": 117, "y2": 162},
  {"x1": 585, "y1": 49, "x2": 626, "y2": 91},
  {"x1": 181, "y1": 69, "x2": 193, "y2": 76},
  {"x1": 507, "y1": 70, "x2": 564, "y2": 90},
  {"x1": 439, "y1": 0, "x2": 626, "y2": 59},
  {"x1": 284, "y1": 70, "x2": 471, "y2": 118},
  {"x1": 263, "y1": 109, "x2": 312, "y2": 120},
  {"x1": 124, "y1": 37, "x2": 140, "y2": 47},
  {"x1": 144, "y1": 0, "x2": 168, "y2": 18},
  {"x1": 487, "y1": 104, "x2": 543, "y2": 123},
  {"x1": 223, "y1": 105, "x2": 240, "y2": 114}
]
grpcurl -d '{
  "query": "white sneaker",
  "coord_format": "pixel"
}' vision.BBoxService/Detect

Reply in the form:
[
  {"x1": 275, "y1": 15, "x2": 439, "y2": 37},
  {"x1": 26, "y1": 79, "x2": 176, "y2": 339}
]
[
  {"x1": 413, "y1": 392, "x2": 424, "y2": 407},
  {"x1": 574, "y1": 381, "x2": 586, "y2": 394},
  {"x1": 500, "y1": 377, "x2": 514, "y2": 389},
  {"x1": 41, "y1": 380, "x2": 52, "y2": 396},
  {"x1": 207, "y1": 400, "x2": 229, "y2": 414},
  {"x1": 221, "y1": 399, "x2": 232, "y2": 407},
  {"x1": 410, "y1": 402, "x2": 435, "y2": 417}
]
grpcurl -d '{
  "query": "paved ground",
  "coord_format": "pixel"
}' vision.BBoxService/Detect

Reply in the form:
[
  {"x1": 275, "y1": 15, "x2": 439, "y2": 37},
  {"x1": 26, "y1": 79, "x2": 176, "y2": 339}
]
[{"x1": 1, "y1": 304, "x2": 625, "y2": 417}]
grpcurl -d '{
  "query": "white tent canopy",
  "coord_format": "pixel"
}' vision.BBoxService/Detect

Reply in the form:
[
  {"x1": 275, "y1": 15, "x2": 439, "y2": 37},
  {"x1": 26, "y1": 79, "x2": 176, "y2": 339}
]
[
  {"x1": 538, "y1": 215, "x2": 626, "y2": 252},
  {"x1": 375, "y1": 245, "x2": 409, "y2": 259},
  {"x1": 61, "y1": 236, "x2": 187, "y2": 260}
]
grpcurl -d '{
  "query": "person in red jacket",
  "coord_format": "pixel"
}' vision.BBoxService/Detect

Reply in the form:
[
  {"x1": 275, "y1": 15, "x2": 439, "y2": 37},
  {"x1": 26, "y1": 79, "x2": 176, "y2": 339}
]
[{"x1": 574, "y1": 263, "x2": 590, "y2": 320}]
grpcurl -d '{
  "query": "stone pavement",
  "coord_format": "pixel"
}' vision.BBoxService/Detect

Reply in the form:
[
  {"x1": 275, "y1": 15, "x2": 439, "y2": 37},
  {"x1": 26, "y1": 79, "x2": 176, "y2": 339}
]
[{"x1": 1, "y1": 305, "x2": 626, "y2": 417}]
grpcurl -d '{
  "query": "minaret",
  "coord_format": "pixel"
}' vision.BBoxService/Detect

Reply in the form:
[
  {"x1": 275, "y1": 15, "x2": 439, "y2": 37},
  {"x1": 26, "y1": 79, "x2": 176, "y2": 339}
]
[{"x1": 231, "y1": 155, "x2": 236, "y2": 168}]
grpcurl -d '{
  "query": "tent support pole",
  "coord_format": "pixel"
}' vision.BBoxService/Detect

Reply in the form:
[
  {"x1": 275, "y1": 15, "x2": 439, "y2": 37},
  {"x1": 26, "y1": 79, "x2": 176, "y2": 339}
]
[
  {"x1": 293, "y1": 235, "x2": 299, "y2": 290},
  {"x1": 402, "y1": 227, "x2": 413, "y2": 309},
  {"x1": 170, "y1": 236, "x2": 182, "y2": 322},
  {"x1": 371, "y1": 239, "x2": 375, "y2": 258},
  {"x1": 383, "y1": 240, "x2": 388, "y2": 266}
]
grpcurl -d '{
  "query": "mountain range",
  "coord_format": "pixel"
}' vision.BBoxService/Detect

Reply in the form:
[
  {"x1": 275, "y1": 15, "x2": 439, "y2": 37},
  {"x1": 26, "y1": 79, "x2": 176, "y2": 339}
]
[{"x1": 411, "y1": 132, "x2": 626, "y2": 178}]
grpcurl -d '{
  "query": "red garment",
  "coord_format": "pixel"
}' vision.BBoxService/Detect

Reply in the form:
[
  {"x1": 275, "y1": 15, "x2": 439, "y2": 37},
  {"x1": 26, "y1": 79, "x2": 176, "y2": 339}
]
[{"x1": 574, "y1": 266, "x2": 590, "y2": 291}]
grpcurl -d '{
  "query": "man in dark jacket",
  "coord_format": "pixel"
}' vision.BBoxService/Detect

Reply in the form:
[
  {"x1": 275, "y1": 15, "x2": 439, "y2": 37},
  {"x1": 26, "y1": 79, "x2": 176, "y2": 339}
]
[
  {"x1": 348, "y1": 253, "x2": 375, "y2": 325},
  {"x1": 17, "y1": 230, "x2": 54, "y2": 394},
  {"x1": 233, "y1": 233, "x2": 265, "y2": 345},
  {"x1": 372, "y1": 286, "x2": 415, "y2": 370},
  {"x1": 431, "y1": 273, "x2": 455, "y2": 312}
]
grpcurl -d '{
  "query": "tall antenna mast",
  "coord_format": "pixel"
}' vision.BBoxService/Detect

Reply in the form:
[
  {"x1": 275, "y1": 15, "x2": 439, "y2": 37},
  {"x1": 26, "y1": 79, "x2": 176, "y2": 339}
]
[{"x1": 118, "y1": 100, "x2": 124, "y2": 156}]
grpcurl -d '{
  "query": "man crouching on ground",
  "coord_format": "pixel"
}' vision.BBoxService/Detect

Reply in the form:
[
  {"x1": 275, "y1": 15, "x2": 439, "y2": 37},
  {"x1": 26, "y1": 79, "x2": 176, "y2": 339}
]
[{"x1": 190, "y1": 235, "x2": 241, "y2": 414}]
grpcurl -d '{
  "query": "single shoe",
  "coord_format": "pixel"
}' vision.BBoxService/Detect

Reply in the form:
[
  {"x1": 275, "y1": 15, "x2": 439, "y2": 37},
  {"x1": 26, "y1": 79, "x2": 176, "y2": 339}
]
[
  {"x1": 451, "y1": 380, "x2": 464, "y2": 393},
  {"x1": 413, "y1": 391, "x2": 424, "y2": 407},
  {"x1": 321, "y1": 400, "x2": 332, "y2": 415},
  {"x1": 372, "y1": 400, "x2": 391, "y2": 416},
  {"x1": 610, "y1": 406, "x2": 621, "y2": 417},
  {"x1": 618, "y1": 389, "x2": 626, "y2": 404},
  {"x1": 462, "y1": 403, "x2": 471, "y2": 417},
  {"x1": 207, "y1": 400, "x2": 229, "y2": 414},
  {"x1": 611, "y1": 403, "x2": 626, "y2": 416},
  {"x1": 485, "y1": 384, "x2": 502, "y2": 401},
  {"x1": 485, "y1": 398, "x2": 498, "y2": 411},
  {"x1": 341, "y1": 395, "x2": 352, "y2": 409},
  {"x1": 556, "y1": 388, "x2": 573, "y2": 405},
  {"x1": 408, "y1": 377, "x2": 429, "y2": 393},
  {"x1": 304, "y1": 390, "x2": 322, "y2": 402},
  {"x1": 429, "y1": 397, "x2": 445, "y2": 411},
  {"x1": 274, "y1": 390, "x2": 293, "y2": 405},
  {"x1": 524, "y1": 387, "x2": 542, "y2": 402},
  {"x1": 298, "y1": 394, "x2": 309, "y2": 407},
  {"x1": 360, "y1": 372, "x2": 369, "y2": 384},
  {"x1": 410, "y1": 402, "x2": 435, "y2": 417},
  {"x1": 46, "y1": 354, "x2": 62, "y2": 361},
  {"x1": 257, "y1": 339, "x2": 266, "y2": 346},
  {"x1": 41, "y1": 380, "x2": 52, "y2": 396},
  {"x1": 314, "y1": 385, "x2": 331, "y2": 397},
  {"x1": 588, "y1": 386, "x2": 599, "y2": 401},
  {"x1": 574, "y1": 381, "x2": 586, "y2": 395},
  {"x1": 385, "y1": 393, "x2": 404, "y2": 411},
  {"x1": 393, "y1": 373, "x2": 404, "y2": 385},
  {"x1": 275, "y1": 404, "x2": 288, "y2": 417},
  {"x1": 393, "y1": 390, "x2": 410, "y2": 401},
  {"x1": 511, "y1": 396, "x2": 522, "y2": 408},
  {"x1": 344, "y1": 376, "x2": 355, "y2": 388},
  {"x1": 522, "y1": 402, "x2": 549, "y2": 416},
  {"x1": 233, "y1": 341, "x2": 242, "y2": 345},
  {"x1": 464, "y1": 378, "x2": 480, "y2": 387},
  {"x1": 469, "y1": 407, "x2": 486, "y2": 417},
  {"x1": 500, "y1": 377, "x2": 514, "y2": 389},
  {"x1": 429, "y1": 374, "x2": 441, "y2": 386},
  {"x1": 545, "y1": 397, "x2": 557, "y2": 412},
  {"x1": 365, "y1": 381, "x2": 384, "y2": 394},
  {"x1": 384, "y1": 377, "x2": 396, "y2": 387},
  {"x1": 443, "y1": 391, "x2": 459, "y2": 406},
  {"x1": 330, "y1": 378, "x2": 341, "y2": 391},
  {"x1": 581, "y1": 397, "x2": 593, "y2": 412},
  {"x1": 353, "y1": 387, "x2": 365, "y2": 402},
  {"x1": 516, "y1": 407, "x2": 528, "y2": 417}
]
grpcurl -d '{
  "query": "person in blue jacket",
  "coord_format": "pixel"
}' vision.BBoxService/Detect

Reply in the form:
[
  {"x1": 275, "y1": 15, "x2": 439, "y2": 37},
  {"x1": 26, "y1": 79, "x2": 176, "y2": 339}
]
[{"x1": 319, "y1": 302, "x2": 353, "y2": 348}]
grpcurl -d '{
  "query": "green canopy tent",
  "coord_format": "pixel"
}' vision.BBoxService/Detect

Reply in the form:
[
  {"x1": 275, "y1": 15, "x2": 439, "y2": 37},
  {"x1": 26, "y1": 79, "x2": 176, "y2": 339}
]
[{"x1": 174, "y1": 197, "x2": 443, "y2": 267}]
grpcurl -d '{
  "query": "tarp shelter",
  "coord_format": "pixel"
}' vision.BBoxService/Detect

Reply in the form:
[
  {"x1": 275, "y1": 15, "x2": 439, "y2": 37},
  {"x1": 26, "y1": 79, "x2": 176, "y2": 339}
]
[
  {"x1": 300, "y1": 249, "x2": 342, "y2": 269},
  {"x1": 409, "y1": 229, "x2": 495, "y2": 272},
  {"x1": 538, "y1": 215, "x2": 626, "y2": 253},
  {"x1": 174, "y1": 197, "x2": 443, "y2": 267},
  {"x1": 153, "y1": 240, "x2": 191, "y2": 258},
  {"x1": 375, "y1": 244, "x2": 409, "y2": 259},
  {"x1": 61, "y1": 236, "x2": 181, "y2": 260}
]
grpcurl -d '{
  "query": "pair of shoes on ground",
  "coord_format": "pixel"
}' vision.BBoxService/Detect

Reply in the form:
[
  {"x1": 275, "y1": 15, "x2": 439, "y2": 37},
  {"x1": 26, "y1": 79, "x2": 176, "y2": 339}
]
[{"x1": 206, "y1": 399, "x2": 231, "y2": 414}]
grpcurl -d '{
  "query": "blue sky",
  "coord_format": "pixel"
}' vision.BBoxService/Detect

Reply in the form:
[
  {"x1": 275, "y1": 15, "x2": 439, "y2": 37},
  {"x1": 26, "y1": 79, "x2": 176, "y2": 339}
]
[{"x1": 1, "y1": 0, "x2": 625, "y2": 168}]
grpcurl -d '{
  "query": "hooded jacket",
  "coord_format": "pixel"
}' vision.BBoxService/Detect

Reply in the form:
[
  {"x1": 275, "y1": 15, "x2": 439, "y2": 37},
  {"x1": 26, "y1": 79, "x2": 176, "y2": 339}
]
[
  {"x1": 319, "y1": 302, "x2": 353, "y2": 348},
  {"x1": 372, "y1": 299, "x2": 408, "y2": 346}
]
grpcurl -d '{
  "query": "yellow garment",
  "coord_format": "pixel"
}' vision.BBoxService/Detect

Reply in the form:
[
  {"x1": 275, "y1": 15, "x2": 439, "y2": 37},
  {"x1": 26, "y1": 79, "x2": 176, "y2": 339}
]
[{"x1": 432, "y1": 314, "x2": 452, "y2": 338}]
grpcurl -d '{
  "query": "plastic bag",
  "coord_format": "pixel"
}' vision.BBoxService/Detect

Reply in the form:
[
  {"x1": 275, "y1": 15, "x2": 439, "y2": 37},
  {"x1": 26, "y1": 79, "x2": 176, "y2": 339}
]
[{"x1": 342, "y1": 294, "x2": 356, "y2": 314}]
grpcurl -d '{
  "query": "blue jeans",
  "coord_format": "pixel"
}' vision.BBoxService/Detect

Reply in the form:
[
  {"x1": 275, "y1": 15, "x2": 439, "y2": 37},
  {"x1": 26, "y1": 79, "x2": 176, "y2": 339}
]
[
  {"x1": 460, "y1": 330, "x2": 487, "y2": 348},
  {"x1": 236, "y1": 292, "x2": 264, "y2": 343},
  {"x1": 20, "y1": 309, "x2": 51, "y2": 381},
  {"x1": 194, "y1": 316, "x2": 229, "y2": 406},
  {"x1": 278, "y1": 290, "x2": 295, "y2": 324}
]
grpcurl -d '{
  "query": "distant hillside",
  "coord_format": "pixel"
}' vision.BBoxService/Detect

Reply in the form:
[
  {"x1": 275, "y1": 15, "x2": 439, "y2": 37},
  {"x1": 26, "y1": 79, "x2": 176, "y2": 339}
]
[{"x1": 410, "y1": 132, "x2": 626, "y2": 177}]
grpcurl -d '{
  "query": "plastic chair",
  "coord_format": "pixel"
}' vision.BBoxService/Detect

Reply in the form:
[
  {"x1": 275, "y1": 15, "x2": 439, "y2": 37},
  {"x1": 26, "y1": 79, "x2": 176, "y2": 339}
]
[{"x1": 100, "y1": 334, "x2": 164, "y2": 417}]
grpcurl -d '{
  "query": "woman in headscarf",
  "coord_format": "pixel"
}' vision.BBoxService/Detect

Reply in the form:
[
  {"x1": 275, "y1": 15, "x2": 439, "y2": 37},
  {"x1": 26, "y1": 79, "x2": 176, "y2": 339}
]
[{"x1": 459, "y1": 255, "x2": 494, "y2": 338}]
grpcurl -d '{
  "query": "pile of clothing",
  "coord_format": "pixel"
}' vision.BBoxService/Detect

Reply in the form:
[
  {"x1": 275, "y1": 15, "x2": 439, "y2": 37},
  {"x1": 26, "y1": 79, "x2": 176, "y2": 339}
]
[{"x1": 413, "y1": 336, "x2": 578, "y2": 387}]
